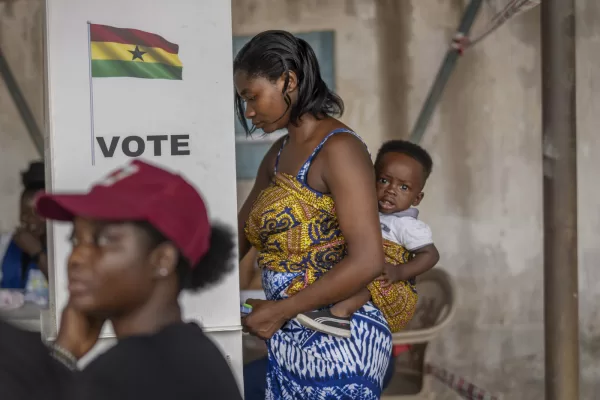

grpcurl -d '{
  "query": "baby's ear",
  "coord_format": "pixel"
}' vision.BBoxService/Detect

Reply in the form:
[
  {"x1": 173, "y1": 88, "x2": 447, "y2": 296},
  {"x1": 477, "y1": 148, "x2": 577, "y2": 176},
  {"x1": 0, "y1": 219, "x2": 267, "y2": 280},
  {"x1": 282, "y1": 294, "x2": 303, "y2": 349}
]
[{"x1": 412, "y1": 192, "x2": 424, "y2": 206}]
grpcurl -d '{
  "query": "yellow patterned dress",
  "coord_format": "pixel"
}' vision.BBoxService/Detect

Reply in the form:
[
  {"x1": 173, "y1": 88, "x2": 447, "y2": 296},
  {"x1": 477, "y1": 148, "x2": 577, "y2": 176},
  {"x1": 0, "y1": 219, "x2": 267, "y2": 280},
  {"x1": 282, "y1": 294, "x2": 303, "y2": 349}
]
[
  {"x1": 245, "y1": 129, "x2": 392, "y2": 399},
  {"x1": 367, "y1": 239, "x2": 419, "y2": 333}
]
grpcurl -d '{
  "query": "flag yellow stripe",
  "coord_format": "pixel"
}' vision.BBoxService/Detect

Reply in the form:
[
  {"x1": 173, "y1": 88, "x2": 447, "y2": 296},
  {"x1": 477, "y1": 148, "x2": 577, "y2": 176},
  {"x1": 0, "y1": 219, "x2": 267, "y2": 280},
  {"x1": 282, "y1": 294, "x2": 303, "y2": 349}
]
[{"x1": 90, "y1": 41, "x2": 182, "y2": 67}]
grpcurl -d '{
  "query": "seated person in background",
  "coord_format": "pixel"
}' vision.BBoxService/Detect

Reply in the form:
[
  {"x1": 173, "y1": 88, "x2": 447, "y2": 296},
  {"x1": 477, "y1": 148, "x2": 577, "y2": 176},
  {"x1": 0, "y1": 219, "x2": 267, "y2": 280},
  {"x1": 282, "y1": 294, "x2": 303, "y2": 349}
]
[
  {"x1": 296, "y1": 140, "x2": 440, "y2": 337},
  {"x1": 0, "y1": 161, "x2": 48, "y2": 299},
  {"x1": 0, "y1": 160, "x2": 242, "y2": 400}
]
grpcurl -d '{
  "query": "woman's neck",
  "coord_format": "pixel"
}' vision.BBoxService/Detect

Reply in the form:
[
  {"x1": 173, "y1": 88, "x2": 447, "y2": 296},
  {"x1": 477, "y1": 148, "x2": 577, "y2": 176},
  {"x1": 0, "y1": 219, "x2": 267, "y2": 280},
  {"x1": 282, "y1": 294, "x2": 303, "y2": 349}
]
[
  {"x1": 111, "y1": 298, "x2": 182, "y2": 339},
  {"x1": 287, "y1": 114, "x2": 331, "y2": 143}
]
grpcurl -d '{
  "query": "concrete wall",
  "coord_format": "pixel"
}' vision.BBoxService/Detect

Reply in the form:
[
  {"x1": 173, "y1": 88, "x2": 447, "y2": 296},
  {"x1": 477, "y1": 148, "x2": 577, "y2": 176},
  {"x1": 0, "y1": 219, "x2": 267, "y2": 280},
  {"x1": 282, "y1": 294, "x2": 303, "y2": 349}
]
[
  {"x1": 0, "y1": 0, "x2": 598, "y2": 397},
  {"x1": 0, "y1": 0, "x2": 44, "y2": 233},
  {"x1": 233, "y1": 0, "x2": 389, "y2": 208},
  {"x1": 232, "y1": 1, "x2": 600, "y2": 398},
  {"x1": 575, "y1": 0, "x2": 600, "y2": 396}
]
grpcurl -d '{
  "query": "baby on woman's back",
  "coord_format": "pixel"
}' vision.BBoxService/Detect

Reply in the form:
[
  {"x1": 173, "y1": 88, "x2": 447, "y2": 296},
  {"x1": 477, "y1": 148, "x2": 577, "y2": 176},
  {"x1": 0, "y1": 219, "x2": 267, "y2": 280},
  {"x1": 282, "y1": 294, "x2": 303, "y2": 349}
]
[{"x1": 297, "y1": 140, "x2": 440, "y2": 337}]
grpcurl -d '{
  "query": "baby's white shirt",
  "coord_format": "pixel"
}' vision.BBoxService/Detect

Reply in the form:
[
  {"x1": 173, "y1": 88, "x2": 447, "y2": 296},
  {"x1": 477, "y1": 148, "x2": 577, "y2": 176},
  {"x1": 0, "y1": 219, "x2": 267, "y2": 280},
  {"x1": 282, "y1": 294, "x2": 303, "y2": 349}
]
[{"x1": 379, "y1": 208, "x2": 433, "y2": 251}]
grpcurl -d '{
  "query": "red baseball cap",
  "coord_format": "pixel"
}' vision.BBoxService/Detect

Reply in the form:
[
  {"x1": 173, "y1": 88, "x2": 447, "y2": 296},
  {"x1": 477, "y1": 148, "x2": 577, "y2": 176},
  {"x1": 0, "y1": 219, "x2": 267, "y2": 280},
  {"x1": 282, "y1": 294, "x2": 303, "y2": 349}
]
[{"x1": 35, "y1": 159, "x2": 211, "y2": 266}]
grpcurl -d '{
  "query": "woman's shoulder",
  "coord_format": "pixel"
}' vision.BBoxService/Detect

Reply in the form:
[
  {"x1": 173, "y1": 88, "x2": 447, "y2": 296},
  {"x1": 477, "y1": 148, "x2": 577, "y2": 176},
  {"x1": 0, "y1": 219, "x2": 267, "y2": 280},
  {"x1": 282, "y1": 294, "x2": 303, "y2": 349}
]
[
  {"x1": 311, "y1": 118, "x2": 363, "y2": 146},
  {"x1": 87, "y1": 323, "x2": 230, "y2": 373},
  {"x1": 83, "y1": 323, "x2": 241, "y2": 398},
  {"x1": 317, "y1": 124, "x2": 369, "y2": 161},
  {"x1": 88, "y1": 323, "x2": 213, "y2": 365}
]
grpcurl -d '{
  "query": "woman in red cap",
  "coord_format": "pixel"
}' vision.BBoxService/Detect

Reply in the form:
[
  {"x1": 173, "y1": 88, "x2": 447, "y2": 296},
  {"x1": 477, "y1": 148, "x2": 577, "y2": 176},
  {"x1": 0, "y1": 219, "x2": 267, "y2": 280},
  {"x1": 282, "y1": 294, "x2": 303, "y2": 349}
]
[{"x1": 0, "y1": 160, "x2": 242, "y2": 400}]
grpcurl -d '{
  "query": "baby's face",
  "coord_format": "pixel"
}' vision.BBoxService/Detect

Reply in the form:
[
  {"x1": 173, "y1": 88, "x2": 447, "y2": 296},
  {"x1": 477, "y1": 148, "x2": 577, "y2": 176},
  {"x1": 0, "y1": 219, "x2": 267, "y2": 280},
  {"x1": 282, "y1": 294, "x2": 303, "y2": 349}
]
[{"x1": 376, "y1": 152, "x2": 425, "y2": 214}]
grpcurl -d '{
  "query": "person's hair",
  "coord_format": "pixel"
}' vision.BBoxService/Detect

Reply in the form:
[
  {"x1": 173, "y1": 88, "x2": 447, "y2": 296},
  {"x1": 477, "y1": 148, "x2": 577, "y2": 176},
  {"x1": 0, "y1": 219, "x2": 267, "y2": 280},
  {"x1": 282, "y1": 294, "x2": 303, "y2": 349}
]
[
  {"x1": 375, "y1": 140, "x2": 434, "y2": 181},
  {"x1": 134, "y1": 221, "x2": 235, "y2": 291},
  {"x1": 21, "y1": 161, "x2": 45, "y2": 194},
  {"x1": 233, "y1": 30, "x2": 344, "y2": 135}
]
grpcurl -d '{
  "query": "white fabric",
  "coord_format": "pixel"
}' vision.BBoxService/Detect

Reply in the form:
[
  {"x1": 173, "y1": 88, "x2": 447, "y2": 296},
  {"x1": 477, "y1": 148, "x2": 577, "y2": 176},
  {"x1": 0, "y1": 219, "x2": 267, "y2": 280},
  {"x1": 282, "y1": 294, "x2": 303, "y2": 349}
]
[
  {"x1": 0, "y1": 290, "x2": 25, "y2": 310},
  {"x1": 379, "y1": 212, "x2": 433, "y2": 251}
]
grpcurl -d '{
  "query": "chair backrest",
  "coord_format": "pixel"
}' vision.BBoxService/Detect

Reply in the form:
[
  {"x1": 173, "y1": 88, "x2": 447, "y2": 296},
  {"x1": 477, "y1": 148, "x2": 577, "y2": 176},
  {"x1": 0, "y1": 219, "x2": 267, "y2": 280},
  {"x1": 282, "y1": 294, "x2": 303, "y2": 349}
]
[
  {"x1": 383, "y1": 268, "x2": 458, "y2": 397},
  {"x1": 392, "y1": 267, "x2": 457, "y2": 344}
]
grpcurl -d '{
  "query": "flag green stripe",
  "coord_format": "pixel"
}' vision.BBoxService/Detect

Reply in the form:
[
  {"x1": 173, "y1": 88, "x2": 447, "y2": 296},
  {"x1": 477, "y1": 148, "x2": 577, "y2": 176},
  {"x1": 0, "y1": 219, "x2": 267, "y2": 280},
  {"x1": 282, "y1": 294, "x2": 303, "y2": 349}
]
[{"x1": 91, "y1": 60, "x2": 182, "y2": 80}]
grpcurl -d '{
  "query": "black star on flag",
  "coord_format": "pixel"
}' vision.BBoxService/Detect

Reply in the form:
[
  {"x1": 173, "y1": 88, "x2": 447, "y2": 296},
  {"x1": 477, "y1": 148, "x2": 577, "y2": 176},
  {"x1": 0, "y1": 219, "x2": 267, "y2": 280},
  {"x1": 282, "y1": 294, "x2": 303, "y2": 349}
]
[{"x1": 129, "y1": 45, "x2": 147, "y2": 61}]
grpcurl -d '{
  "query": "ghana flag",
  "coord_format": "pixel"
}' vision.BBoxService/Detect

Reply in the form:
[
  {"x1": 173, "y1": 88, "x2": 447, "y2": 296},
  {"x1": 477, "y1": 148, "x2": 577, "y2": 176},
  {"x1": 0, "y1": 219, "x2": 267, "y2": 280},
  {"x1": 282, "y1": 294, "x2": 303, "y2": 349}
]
[{"x1": 90, "y1": 24, "x2": 182, "y2": 80}]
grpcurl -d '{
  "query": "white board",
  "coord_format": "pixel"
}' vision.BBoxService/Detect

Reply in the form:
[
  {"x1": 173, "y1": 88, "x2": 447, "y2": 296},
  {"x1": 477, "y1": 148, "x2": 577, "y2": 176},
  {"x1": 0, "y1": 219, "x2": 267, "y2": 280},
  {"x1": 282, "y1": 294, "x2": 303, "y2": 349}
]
[{"x1": 43, "y1": 0, "x2": 242, "y2": 377}]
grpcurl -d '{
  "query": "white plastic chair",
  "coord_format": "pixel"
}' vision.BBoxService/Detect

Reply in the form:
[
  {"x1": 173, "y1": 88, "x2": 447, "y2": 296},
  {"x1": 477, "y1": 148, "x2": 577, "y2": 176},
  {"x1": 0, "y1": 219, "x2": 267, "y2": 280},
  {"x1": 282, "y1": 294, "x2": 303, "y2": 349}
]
[{"x1": 382, "y1": 267, "x2": 457, "y2": 399}]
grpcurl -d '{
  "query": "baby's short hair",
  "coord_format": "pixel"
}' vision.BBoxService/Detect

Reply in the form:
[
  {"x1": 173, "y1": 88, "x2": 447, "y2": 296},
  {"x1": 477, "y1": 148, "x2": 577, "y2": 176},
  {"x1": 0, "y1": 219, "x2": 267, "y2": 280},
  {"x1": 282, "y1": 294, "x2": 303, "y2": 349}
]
[{"x1": 374, "y1": 140, "x2": 433, "y2": 180}]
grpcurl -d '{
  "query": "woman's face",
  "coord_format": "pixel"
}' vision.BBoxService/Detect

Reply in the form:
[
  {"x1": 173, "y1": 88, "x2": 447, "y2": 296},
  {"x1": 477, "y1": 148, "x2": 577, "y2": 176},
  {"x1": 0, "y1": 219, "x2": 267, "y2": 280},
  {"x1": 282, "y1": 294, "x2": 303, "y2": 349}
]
[
  {"x1": 234, "y1": 70, "x2": 296, "y2": 134},
  {"x1": 66, "y1": 218, "x2": 160, "y2": 316},
  {"x1": 20, "y1": 190, "x2": 46, "y2": 237}
]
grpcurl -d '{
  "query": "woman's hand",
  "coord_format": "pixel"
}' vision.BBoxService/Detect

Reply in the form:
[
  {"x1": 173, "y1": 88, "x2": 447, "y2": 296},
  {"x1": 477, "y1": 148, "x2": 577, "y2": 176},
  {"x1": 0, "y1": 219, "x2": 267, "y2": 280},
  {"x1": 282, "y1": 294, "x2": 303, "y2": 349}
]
[
  {"x1": 242, "y1": 298, "x2": 288, "y2": 340},
  {"x1": 55, "y1": 301, "x2": 105, "y2": 360},
  {"x1": 12, "y1": 227, "x2": 43, "y2": 257}
]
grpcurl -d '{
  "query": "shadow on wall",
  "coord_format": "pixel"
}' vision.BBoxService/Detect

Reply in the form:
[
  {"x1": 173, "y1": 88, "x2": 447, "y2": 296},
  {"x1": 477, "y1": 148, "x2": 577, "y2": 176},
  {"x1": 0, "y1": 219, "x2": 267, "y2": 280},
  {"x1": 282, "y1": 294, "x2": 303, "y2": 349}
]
[
  {"x1": 374, "y1": 0, "x2": 412, "y2": 142},
  {"x1": 0, "y1": 0, "x2": 46, "y2": 233}
]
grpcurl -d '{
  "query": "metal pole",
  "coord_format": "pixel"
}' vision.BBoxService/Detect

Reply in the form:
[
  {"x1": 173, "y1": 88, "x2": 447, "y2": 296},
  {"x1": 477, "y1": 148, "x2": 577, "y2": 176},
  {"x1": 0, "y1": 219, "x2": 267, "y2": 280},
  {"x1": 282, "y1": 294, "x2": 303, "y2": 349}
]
[
  {"x1": 541, "y1": 0, "x2": 579, "y2": 398},
  {"x1": 0, "y1": 46, "x2": 44, "y2": 156},
  {"x1": 409, "y1": 0, "x2": 483, "y2": 144}
]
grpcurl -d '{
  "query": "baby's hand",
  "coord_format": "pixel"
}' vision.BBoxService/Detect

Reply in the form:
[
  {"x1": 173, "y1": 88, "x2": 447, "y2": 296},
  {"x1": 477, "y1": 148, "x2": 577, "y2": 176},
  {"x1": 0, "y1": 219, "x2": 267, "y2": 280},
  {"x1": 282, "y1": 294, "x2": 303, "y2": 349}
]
[{"x1": 376, "y1": 263, "x2": 405, "y2": 287}]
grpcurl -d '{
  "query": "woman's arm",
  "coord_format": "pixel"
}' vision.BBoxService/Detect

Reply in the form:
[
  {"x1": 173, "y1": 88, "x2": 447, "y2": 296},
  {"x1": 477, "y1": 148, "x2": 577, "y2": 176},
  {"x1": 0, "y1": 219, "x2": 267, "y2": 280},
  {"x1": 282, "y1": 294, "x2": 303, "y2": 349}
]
[
  {"x1": 237, "y1": 138, "x2": 283, "y2": 261},
  {"x1": 12, "y1": 228, "x2": 48, "y2": 278},
  {"x1": 279, "y1": 133, "x2": 384, "y2": 318},
  {"x1": 239, "y1": 247, "x2": 259, "y2": 290},
  {"x1": 36, "y1": 252, "x2": 49, "y2": 279}
]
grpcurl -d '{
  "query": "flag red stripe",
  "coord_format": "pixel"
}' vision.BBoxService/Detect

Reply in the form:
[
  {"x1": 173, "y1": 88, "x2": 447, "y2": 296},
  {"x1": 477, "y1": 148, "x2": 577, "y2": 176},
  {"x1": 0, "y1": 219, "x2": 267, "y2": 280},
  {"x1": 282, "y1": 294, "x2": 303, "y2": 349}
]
[{"x1": 90, "y1": 24, "x2": 179, "y2": 54}]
